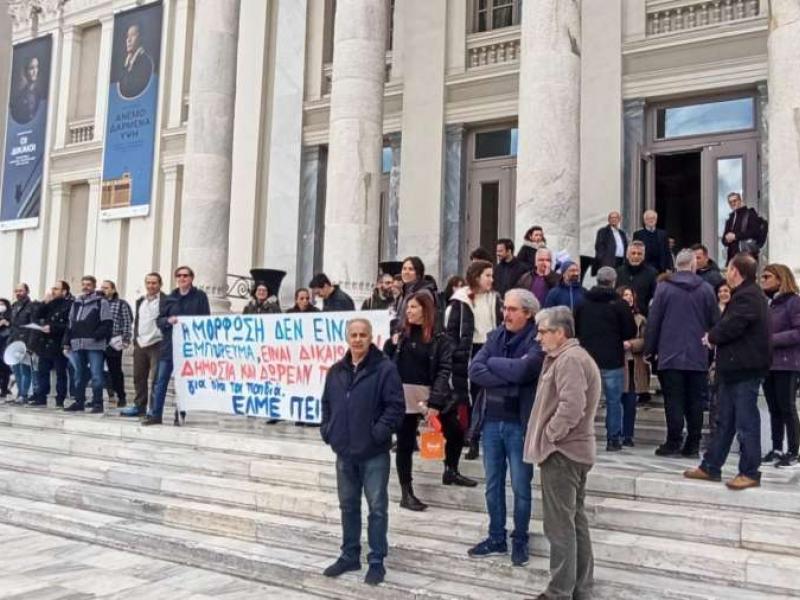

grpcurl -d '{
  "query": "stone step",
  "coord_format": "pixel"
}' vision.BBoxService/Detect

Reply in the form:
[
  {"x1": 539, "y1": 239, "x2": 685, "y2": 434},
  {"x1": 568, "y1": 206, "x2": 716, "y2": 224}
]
[
  {"x1": 1, "y1": 436, "x2": 799, "y2": 560},
  {"x1": 0, "y1": 471, "x2": 796, "y2": 599},
  {"x1": 3, "y1": 406, "x2": 799, "y2": 518},
  {"x1": 0, "y1": 494, "x2": 462, "y2": 600}
]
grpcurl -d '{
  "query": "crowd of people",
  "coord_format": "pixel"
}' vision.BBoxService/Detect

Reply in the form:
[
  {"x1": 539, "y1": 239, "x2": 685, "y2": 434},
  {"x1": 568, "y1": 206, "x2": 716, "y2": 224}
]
[{"x1": 1, "y1": 192, "x2": 797, "y2": 597}]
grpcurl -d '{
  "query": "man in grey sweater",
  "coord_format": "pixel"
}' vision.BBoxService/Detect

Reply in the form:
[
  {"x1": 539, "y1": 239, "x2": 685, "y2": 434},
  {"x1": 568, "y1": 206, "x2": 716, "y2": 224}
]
[{"x1": 524, "y1": 306, "x2": 601, "y2": 600}]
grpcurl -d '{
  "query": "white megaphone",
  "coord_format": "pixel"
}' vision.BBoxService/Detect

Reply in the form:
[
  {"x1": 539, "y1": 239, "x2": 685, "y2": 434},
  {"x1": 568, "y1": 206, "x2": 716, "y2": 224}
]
[{"x1": 3, "y1": 341, "x2": 30, "y2": 366}]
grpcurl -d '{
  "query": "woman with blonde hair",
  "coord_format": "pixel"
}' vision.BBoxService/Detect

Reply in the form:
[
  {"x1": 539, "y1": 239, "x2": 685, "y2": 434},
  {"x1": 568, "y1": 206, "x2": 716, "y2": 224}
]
[{"x1": 759, "y1": 263, "x2": 800, "y2": 467}]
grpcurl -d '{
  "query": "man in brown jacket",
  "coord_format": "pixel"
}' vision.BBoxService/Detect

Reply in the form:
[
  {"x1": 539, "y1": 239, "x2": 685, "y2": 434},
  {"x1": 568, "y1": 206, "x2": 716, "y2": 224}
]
[{"x1": 524, "y1": 306, "x2": 602, "y2": 600}]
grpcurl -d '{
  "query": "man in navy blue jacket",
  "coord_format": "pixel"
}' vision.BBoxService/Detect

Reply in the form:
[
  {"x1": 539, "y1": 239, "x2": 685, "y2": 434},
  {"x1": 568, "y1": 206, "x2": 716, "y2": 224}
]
[
  {"x1": 467, "y1": 289, "x2": 544, "y2": 568},
  {"x1": 320, "y1": 318, "x2": 404, "y2": 586}
]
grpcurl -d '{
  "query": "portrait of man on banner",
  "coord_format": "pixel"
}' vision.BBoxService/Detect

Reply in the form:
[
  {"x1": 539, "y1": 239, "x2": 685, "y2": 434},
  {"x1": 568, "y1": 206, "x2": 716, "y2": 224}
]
[{"x1": 101, "y1": 1, "x2": 163, "y2": 218}]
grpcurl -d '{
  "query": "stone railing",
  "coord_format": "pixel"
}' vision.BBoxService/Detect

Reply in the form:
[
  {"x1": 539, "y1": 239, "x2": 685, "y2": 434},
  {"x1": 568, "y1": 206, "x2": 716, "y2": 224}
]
[
  {"x1": 67, "y1": 118, "x2": 94, "y2": 144},
  {"x1": 322, "y1": 52, "x2": 393, "y2": 96},
  {"x1": 466, "y1": 26, "x2": 521, "y2": 70},
  {"x1": 226, "y1": 273, "x2": 254, "y2": 300},
  {"x1": 646, "y1": 0, "x2": 761, "y2": 36}
]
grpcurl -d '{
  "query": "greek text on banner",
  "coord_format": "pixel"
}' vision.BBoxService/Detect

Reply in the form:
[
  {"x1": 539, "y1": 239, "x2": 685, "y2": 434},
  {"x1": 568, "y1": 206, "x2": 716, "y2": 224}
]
[{"x1": 172, "y1": 311, "x2": 392, "y2": 423}]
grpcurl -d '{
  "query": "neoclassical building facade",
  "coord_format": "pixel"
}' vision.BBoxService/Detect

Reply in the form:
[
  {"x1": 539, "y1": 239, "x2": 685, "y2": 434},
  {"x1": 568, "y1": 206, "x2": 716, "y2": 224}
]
[{"x1": 0, "y1": 0, "x2": 798, "y2": 308}]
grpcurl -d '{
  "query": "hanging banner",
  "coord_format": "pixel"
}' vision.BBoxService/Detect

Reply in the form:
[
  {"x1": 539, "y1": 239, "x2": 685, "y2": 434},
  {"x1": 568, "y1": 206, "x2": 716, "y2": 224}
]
[
  {"x1": 173, "y1": 311, "x2": 392, "y2": 423},
  {"x1": 0, "y1": 35, "x2": 52, "y2": 231},
  {"x1": 100, "y1": 1, "x2": 162, "y2": 219}
]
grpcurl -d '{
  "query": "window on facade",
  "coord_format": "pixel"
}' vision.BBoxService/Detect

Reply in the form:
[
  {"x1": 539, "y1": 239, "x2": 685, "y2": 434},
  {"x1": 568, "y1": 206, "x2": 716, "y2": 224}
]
[
  {"x1": 475, "y1": 0, "x2": 522, "y2": 33},
  {"x1": 475, "y1": 128, "x2": 518, "y2": 159},
  {"x1": 71, "y1": 24, "x2": 101, "y2": 120},
  {"x1": 655, "y1": 97, "x2": 755, "y2": 140}
]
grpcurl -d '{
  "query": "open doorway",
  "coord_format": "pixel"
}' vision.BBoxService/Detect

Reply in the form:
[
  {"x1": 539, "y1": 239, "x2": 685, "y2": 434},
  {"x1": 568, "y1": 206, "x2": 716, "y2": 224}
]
[{"x1": 654, "y1": 152, "x2": 702, "y2": 252}]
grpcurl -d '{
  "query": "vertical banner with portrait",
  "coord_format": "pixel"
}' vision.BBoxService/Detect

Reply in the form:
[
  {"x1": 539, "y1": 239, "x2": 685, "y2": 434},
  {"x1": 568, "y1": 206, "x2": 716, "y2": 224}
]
[
  {"x1": 0, "y1": 35, "x2": 52, "y2": 231},
  {"x1": 100, "y1": 1, "x2": 163, "y2": 219}
]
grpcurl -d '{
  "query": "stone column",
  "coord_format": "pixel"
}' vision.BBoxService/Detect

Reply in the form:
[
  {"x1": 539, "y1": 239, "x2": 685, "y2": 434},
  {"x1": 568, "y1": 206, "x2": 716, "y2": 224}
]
[
  {"x1": 622, "y1": 99, "x2": 646, "y2": 227},
  {"x1": 385, "y1": 132, "x2": 401, "y2": 260},
  {"x1": 442, "y1": 124, "x2": 466, "y2": 279},
  {"x1": 159, "y1": 164, "x2": 181, "y2": 280},
  {"x1": 298, "y1": 146, "x2": 327, "y2": 290},
  {"x1": 322, "y1": 0, "x2": 388, "y2": 297},
  {"x1": 178, "y1": 0, "x2": 241, "y2": 311},
  {"x1": 93, "y1": 16, "x2": 114, "y2": 142},
  {"x1": 766, "y1": 0, "x2": 800, "y2": 267},
  {"x1": 516, "y1": 0, "x2": 582, "y2": 259}
]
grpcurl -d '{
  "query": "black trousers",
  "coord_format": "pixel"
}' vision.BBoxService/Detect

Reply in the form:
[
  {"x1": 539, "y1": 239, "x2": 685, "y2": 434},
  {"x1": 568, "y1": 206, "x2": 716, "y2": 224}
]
[
  {"x1": 105, "y1": 349, "x2": 127, "y2": 403},
  {"x1": 763, "y1": 371, "x2": 800, "y2": 456},
  {"x1": 440, "y1": 409, "x2": 464, "y2": 471},
  {"x1": 0, "y1": 361, "x2": 10, "y2": 395},
  {"x1": 661, "y1": 369, "x2": 706, "y2": 448},
  {"x1": 396, "y1": 414, "x2": 421, "y2": 485}
]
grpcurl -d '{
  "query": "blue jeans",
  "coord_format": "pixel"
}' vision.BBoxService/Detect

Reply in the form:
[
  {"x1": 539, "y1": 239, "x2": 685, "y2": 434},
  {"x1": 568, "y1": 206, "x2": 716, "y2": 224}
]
[
  {"x1": 73, "y1": 350, "x2": 106, "y2": 406},
  {"x1": 35, "y1": 355, "x2": 73, "y2": 402},
  {"x1": 336, "y1": 452, "x2": 390, "y2": 565},
  {"x1": 701, "y1": 377, "x2": 762, "y2": 480},
  {"x1": 12, "y1": 363, "x2": 31, "y2": 399},
  {"x1": 621, "y1": 392, "x2": 637, "y2": 441},
  {"x1": 600, "y1": 368, "x2": 624, "y2": 443},
  {"x1": 150, "y1": 357, "x2": 173, "y2": 418},
  {"x1": 481, "y1": 420, "x2": 533, "y2": 543}
]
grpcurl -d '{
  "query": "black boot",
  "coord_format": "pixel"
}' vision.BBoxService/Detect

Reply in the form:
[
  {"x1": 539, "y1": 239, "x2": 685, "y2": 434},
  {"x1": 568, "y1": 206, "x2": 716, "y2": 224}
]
[
  {"x1": 443, "y1": 467, "x2": 478, "y2": 487},
  {"x1": 400, "y1": 484, "x2": 427, "y2": 511}
]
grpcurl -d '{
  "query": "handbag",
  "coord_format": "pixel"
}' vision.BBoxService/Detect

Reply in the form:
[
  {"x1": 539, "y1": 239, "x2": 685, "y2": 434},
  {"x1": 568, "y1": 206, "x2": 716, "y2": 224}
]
[
  {"x1": 402, "y1": 383, "x2": 429, "y2": 415},
  {"x1": 419, "y1": 414, "x2": 445, "y2": 461}
]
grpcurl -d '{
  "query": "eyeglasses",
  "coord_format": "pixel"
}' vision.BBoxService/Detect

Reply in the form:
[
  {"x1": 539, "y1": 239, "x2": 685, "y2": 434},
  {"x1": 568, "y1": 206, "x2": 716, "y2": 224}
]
[
  {"x1": 176, "y1": 273, "x2": 191, "y2": 279},
  {"x1": 537, "y1": 328, "x2": 555, "y2": 335},
  {"x1": 502, "y1": 306, "x2": 523, "y2": 313},
  {"x1": 760, "y1": 273, "x2": 775, "y2": 279}
]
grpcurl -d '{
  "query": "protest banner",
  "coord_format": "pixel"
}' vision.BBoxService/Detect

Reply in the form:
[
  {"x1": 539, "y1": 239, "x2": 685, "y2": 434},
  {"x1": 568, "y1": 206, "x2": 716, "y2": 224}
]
[{"x1": 173, "y1": 311, "x2": 392, "y2": 423}]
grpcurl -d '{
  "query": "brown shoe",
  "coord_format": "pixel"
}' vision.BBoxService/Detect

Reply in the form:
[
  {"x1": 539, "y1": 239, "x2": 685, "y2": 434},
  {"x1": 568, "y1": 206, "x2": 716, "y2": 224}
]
[
  {"x1": 683, "y1": 467, "x2": 721, "y2": 482},
  {"x1": 725, "y1": 474, "x2": 760, "y2": 491}
]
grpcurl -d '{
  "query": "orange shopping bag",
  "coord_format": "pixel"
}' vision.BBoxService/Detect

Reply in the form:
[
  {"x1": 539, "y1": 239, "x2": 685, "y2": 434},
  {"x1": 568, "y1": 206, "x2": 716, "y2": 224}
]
[{"x1": 419, "y1": 415, "x2": 445, "y2": 461}]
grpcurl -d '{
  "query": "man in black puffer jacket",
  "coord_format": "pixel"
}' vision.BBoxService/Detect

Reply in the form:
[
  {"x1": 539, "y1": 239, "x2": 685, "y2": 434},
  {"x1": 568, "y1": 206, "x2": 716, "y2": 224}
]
[
  {"x1": 575, "y1": 267, "x2": 637, "y2": 451},
  {"x1": 320, "y1": 318, "x2": 404, "y2": 587},
  {"x1": 28, "y1": 280, "x2": 73, "y2": 406},
  {"x1": 686, "y1": 253, "x2": 770, "y2": 491}
]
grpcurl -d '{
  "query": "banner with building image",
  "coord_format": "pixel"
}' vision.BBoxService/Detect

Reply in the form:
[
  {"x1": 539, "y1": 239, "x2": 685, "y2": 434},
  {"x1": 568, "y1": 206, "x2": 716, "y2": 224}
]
[
  {"x1": 0, "y1": 35, "x2": 52, "y2": 231},
  {"x1": 100, "y1": 1, "x2": 162, "y2": 219}
]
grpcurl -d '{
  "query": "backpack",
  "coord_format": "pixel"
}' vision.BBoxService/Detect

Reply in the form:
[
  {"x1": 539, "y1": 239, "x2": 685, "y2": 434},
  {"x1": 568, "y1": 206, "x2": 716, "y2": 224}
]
[{"x1": 740, "y1": 209, "x2": 768, "y2": 249}]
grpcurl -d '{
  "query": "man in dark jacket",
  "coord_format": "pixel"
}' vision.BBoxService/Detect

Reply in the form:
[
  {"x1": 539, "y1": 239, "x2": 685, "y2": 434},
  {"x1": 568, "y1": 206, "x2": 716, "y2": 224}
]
[
  {"x1": 320, "y1": 318, "x2": 404, "y2": 586},
  {"x1": 9, "y1": 282, "x2": 36, "y2": 402},
  {"x1": 28, "y1": 280, "x2": 73, "y2": 407},
  {"x1": 361, "y1": 273, "x2": 394, "y2": 310},
  {"x1": 721, "y1": 192, "x2": 763, "y2": 264},
  {"x1": 691, "y1": 244, "x2": 725, "y2": 289},
  {"x1": 467, "y1": 289, "x2": 544, "y2": 568},
  {"x1": 575, "y1": 267, "x2": 637, "y2": 450},
  {"x1": 62, "y1": 276, "x2": 113, "y2": 413},
  {"x1": 144, "y1": 266, "x2": 211, "y2": 426},
  {"x1": 309, "y1": 273, "x2": 355, "y2": 312},
  {"x1": 543, "y1": 261, "x2": 586, "y2": 312},
  {"x1": 633, "y1": 210, "x2": 673, "y2": 273},
  {"x1": 494, "y1": 238, "x2": 528, "y2": 297},
  {"x1": 616, "y1": 241, "x2": 658, "y2": 316},
  {"x1": 592, "y1": 211, "x2": 628, "y2": 275},
  {"x1": 686, "y1": 253, "x2": 770, "y2": 490},
  {"x1": 645, "y1": 250, "x2": 720, "y2": 456}
]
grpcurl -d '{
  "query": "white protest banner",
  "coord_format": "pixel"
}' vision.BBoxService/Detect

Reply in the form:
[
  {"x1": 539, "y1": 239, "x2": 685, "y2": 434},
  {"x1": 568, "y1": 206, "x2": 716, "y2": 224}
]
[{"x1": 172, "y1": 311, "x2": 392, "y2": 423}]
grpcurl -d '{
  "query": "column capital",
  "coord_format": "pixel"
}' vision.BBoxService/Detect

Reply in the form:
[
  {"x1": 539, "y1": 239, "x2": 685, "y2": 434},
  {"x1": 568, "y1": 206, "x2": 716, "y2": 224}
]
[
  {"x1": 445, "y1": 123, "x2": 466, "y2": 140},
  {"x1": 162, "y1": 163, "x2": 180, "y2": 179}
]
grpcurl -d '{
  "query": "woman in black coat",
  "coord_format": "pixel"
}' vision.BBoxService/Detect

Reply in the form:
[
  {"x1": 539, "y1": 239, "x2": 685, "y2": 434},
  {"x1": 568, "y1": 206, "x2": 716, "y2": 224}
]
[
  {"x1": 445, "y1": 260, "x2": 503, "y2": 459},
  {"x1": 384, "y1": 291, "x2": 475, "y2": 512},
  {"x1": 0, "y1": 298, "x2": 12, "y2": 398}
]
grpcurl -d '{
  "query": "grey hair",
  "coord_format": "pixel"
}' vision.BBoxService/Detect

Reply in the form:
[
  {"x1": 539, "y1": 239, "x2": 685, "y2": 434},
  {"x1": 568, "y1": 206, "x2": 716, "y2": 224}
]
[
  {"x1": 596, "y1": 266, "x2": 617, "y2": 288},
  {"x1": 535, "y1": 247, "x2": 552, "y2": 259},
  {"x1": 629, "y1": 240, "x2": 645, "y2": 251},
  {"x1": 504, "y1": 288, "x2": 540, "y2": 316},
  {"x1": 345, "y1": 318, "x2": 373, "y2": 336},
  {"x1": 674, "y1": 248, "x2": 697, "y2": 272},
  {"x1": 535, "y1": 306, "x2": 575, "y2": 338}
]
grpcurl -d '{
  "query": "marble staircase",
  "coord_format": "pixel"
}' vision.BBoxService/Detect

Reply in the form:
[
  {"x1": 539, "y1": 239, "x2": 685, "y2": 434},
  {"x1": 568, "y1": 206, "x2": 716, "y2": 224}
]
[{"x1": 0, "y1": 406, "x2": 799, "y2": 599}]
